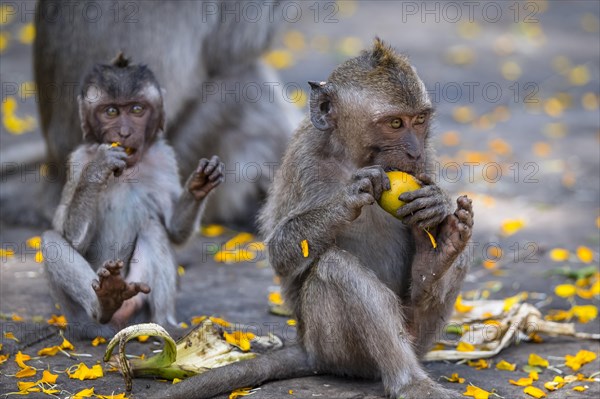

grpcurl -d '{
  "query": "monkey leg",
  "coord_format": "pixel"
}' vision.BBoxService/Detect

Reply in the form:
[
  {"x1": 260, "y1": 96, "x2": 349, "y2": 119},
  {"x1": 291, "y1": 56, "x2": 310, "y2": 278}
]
[
  {"x1": 128, "y1": 224, "x2": 178, "y2": 327},
  {"x1": 42, "y1": 230, "x2": 115, "y2": 338},
  {"x1": 300, "y1": 248, "x2": 461, "y2": 399}
]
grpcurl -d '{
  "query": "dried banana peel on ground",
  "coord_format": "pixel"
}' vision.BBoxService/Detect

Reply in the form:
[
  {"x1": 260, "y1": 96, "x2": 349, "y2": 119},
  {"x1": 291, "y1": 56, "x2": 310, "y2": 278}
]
[
  {"x1": 104, "y1": 320, "x2": 281, "y2": 391},
  {"x1": 424, "y1": 297, "x2": 600, "y2": 362}
]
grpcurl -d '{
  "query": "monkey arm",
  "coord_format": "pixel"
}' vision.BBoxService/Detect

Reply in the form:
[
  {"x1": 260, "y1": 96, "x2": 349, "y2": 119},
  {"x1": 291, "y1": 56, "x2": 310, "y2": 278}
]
[
  {"x1": 405, "y1": 196, "x2": 473, "y2": 356},
  {"x1": 267, "y1": 203, "x2": 352, "y2": 280},
  {"x1": 167, "y1": 189, "x2": 205, "y2": 245},
  {"x1": 167, "y1": 156, "x2": 223, "y2": 245}
]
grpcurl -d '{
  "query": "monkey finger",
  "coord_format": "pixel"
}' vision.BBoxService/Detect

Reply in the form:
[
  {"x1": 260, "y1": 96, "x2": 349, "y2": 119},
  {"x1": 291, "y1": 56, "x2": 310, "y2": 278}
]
[
  {"x1": 395, "y1": 196, "x2": 437, "y2": 218},
  {"x1": 97, "y1": 268, "x2": 111, "y2": 278},
  {"x1": 398, "y1": 185, "x2": 437, "y2": 202},
  {"x1": 415, "y1": 173, "x2": 435, "y2": 186},
  {"x1": 92, "y1": 279, "x2": 101, "y2": 292},
  {"x1": 356, "y1": 178, "x2": 374, "y2": 196},
  {"x1": 456, "y1": 195, "x2": 473, "y2": 215},
  {"x1": 401, "y1": 207, "x2": 438, "y2": 227},
  {"x1": 196, "y1": 158, "x2": 209, "y2": 174}
]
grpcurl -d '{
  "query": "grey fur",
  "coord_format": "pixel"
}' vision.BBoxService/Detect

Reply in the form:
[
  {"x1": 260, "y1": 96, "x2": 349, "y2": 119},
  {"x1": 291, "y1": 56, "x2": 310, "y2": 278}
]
[
  {"x1": 43, "y1": 65, "x2": 223, "y2": 337},
  {"x1": 151, "y1": 39, "x2": 473, "y2": 399},
  {"x1": 8, "y1": 0, "x2": 300, "y2": 229}
]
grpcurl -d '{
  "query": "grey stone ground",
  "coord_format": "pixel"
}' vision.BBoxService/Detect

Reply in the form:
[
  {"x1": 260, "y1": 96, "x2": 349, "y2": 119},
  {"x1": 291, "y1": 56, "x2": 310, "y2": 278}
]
[{"x1": 1, "y1": 1, "x2": 599, "y2": 398}]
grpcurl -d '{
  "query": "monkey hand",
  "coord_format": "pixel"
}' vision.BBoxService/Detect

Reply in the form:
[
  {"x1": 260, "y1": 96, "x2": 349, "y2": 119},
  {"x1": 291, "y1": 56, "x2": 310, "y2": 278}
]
[
  {"x1": 87, "y1": 144, "x2": 128, "y2": 183},
  {"x1": 92, "y1": 260, "x2": 151, "y2": 324},
  {"x1": 187, "y1": 155, "x2": 224, "y2": 201},
  {"x1": 396, "y1": 173, "x2": 453, "y2": 229},
  {"x1": 411, "y1": 195, "x2": 473, "y2": 286},
  {"x1": 343, "y1": 165, "x2": 390, "y2": 221}
]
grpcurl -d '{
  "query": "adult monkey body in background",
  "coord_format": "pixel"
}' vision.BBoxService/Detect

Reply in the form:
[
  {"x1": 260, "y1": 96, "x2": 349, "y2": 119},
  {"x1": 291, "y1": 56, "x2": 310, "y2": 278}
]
[
  {"x1": 43, "y1": 55, "x2": 224, "y2": 338},
  {"x1": 27, "y1": 0, "x2": 298, "y2": 229},
  {"x1": 154, "y1": 39, "x2": 473, "y2": 399}
]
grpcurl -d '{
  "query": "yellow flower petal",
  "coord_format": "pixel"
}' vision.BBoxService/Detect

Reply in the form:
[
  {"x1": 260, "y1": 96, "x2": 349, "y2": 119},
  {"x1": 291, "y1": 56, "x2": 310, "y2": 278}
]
[
  {"x1": 14, "y1": 351, "x2": 30, "y2": 368},
  {"x1": 269, "y1": 291, "x2": 284, "y2": 306},
  {"x1": 301, "y1": 239, "x2": 309, "y2": 258},
  {"x1": 503, "y1": 292, "x2": 527, "y2": 312},
  {"x1": 91, "y1": 336, "x2": 106, "y2": 347},
  {"x1": 47, "y1": 314, "x2": 67, "y2": 328},
  {"x1": 286, "y1": 319, "x2": 297, "y2": 326},
  {"x1": 510, "y1": 377, "x2": 533, "y2": 386},
  {"x1": 576, "y1": 246, "x2": 593, "y2": 263},
  {"x1": 565, "y1": 350, "x2": 596, "y2": 371},
  {"x1": 454, "y1": 294, "x2": 474, "y2": 313},
  {"x1": 529, "y1": 371, "x2": 539, "y2": 381},
  {"x1": 137, "y1": 335, "x2": 150, "y2": 343},
  {"x1": 549, "y1": 248, "x2": 570, "y2": 262},
  {"x1": 463, "y1": 385, "x2": 490, "y2": 399},
  {"x1": 39, "y1": 369, "x2": 58, "y2": 384},
  {"x1": 191, "y1": 315, "x2": 208, "y2": 325},
  {"x1": 467, "y1": 359, "x2": 489, "y2": 370},
  {"x1": 67, "y1": 363, "x2": 104, "y2": 380},
  {"x1": 26, "y1": 236, "x2": 41, "y2": 249},
  {"x1": 4, "y1": 332, "x2": 19, "y2": 342},
  {"x1": 37, "y1": 345, "x2": 60, "y2": 356},
  {"x1": 0, "y1": 354, "x2": 9, "y2": 365},
  {"x1": 496, "y1": 360, "x2": 516, "y2": 371},
  {"x1": 223, "y1": 331, "x2": 256, "y2": 352},
  {"x1": 18, "y1": 23, "x2": 35, "y2": 44},
  {"x1": 528, "y1": 353, "x2": 549, "y2": 368},
  {"x1": 73, "y1": 387, "x2": 95, "y2": 398},
  {"x1": 555, "y1": 284, "x2": 577, "y2": 298},
  {"x1": 16, "y1": 366, "x2": 37, "y2": 378},
  {"x1": 11, "y1": 313, "x2": 23, "y2": 321},
  {"x1": 17, "y1": 381, "x2": 39, "y2": 392},
  {"x1": 61, "y1": 337, "x2": 74, "y2": 350},
  {"x1": 173, "y1": 378, "x2": 182, "y2": 384},
  {"x1": 442, "y1": 373, "x2": 465, "y2": 384},
  {"x1": 201, "y1": 224, "x2": 226, "y2": 237},
  {"x1": 457, "y1": 342, "x2": 475, "y2": 352},
  {"x1": 229, "y1": 387, "x2": 254, "y2": 399},
  {"x1": 263, "y1": 49, "x2": 294, "y2": 69},
  {"x1": 500, "y1": 219, "x2": 525, "y2": 236},
  {"x1": 453, "y1": 106, "x2": 475, "y2": 124},
  {"x1": 209, "y1": 316, "x2": 231, "y2": 328},
  {"x1": 571, "y1": 305, "x2": 598, "y2": 323},
  {"x1": 573, "y1": 385, "x2": 588, "y2": 392},
  {"x1": 524, "y1": 386, "x2": 546, "y2": 398}
]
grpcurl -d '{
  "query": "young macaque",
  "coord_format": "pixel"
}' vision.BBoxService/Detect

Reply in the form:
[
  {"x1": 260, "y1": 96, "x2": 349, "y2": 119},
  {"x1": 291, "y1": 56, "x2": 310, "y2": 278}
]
[{"x1": 42, "y1": 54, "x2": 223, "y2": 337}]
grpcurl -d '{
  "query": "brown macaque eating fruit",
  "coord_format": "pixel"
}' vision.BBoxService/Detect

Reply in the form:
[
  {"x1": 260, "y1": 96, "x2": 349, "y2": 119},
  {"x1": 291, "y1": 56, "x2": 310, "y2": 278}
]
[
  {"x1": 42, "y1": 54, "x2": 224, "y2": 338},
  {"x1": 151, "y1": 38, "x2": 473, "y2": 399}
]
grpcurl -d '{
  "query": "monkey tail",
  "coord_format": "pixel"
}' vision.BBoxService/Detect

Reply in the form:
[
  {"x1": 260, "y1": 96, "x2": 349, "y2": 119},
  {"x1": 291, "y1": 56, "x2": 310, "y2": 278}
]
[{"x1": 151, "y1": 345, "x2": 315, "y2": 399}]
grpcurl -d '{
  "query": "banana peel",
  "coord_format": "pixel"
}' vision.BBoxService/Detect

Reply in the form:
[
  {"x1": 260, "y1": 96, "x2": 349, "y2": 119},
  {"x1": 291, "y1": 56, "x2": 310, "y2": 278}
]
[
  {"x1": 424, "y1": 298, "x2": 600, "y2": 362},
  {"x1": 104, "y1": 320, "x2": 270, "y2": 391}
]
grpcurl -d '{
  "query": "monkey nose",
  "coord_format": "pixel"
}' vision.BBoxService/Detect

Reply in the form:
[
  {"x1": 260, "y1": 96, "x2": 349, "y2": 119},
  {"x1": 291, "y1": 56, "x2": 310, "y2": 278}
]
[
  {"x1": 405, "y1": 150, "x2": 421, "y2": 160},
  {"x1": 119, "y1": 127, "x2": 132, "y2": 138}
]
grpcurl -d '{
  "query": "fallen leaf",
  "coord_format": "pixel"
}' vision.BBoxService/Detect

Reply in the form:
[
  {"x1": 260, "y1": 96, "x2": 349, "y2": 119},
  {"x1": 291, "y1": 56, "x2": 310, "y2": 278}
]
[
  {"x1": 200, "y1": 224, "x2": 225, "y2": 237},
  {"x1": 15, "y1": 366, "x2": 37, "y2": 378},
  {"x1": 40, "y1": 369, "x2": 58, "y2": 384},
  {"x1": 269, "y1": 291, "x2": 284, "y2": 306},
  {"x1": 73, "y1": 387, "x2": 95, "y2": 398},
  {"x1": 47, "y1": 314, "x2": 67, "y2": 328},
  {"x1": 15, "y1": 351, "x2": 31, "y2": 368},
  {"x1": 229, "y1": 387, "x2": 254, "y2": 399},
  {"x1": 467, "y1": 359, "x2": 489, "y2": 370},
  {"x1": 4, "y1": 332, "x2": 19, "y2": 342}
]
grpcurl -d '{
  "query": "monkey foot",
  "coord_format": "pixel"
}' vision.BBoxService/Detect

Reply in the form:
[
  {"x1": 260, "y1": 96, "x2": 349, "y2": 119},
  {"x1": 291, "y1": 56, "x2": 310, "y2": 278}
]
[
  {"x1": 92, "y1": 260, "x2": 151, "y2": 324},
  {"x1": 413, "y1": 196, "x2": 473, "y2": 279}
]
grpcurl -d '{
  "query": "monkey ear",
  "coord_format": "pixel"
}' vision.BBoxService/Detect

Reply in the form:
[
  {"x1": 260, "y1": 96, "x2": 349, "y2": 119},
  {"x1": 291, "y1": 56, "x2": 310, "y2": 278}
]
[{"x1": 308, "y1": 81, "x2": 335, "y2": 131}]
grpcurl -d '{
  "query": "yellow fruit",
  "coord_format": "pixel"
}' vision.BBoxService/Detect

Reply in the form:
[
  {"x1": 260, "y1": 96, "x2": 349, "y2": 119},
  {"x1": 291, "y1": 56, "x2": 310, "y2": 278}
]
[{"x1": 378, "y1": 171, "x2": 421, "y2": 216}]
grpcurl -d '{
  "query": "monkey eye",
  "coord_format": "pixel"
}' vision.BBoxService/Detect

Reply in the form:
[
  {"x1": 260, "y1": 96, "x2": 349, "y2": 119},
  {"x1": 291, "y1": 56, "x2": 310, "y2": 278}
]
[
  {"x1": 390, "y1": 118, "x2": 403, "y2": 129},
  {"x1": 131, "y1": 104, "x2": 144, "y2": 115},
  {"x1": 105, "y1": 106, "x2": 119, "y2": 117},
  {"x1": 415, "y1": 114, "x2": 426, "y2": 125}
]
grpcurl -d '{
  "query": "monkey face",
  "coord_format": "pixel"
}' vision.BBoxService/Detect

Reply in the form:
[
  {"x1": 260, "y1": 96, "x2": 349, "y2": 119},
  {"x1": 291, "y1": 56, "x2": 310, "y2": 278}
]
[
  {"x1": 367, "y1": 111, "x2": 431, "y2": 175},
  {"x1": 94, "y1": 101, "x2": 153, "y2": 167}
]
